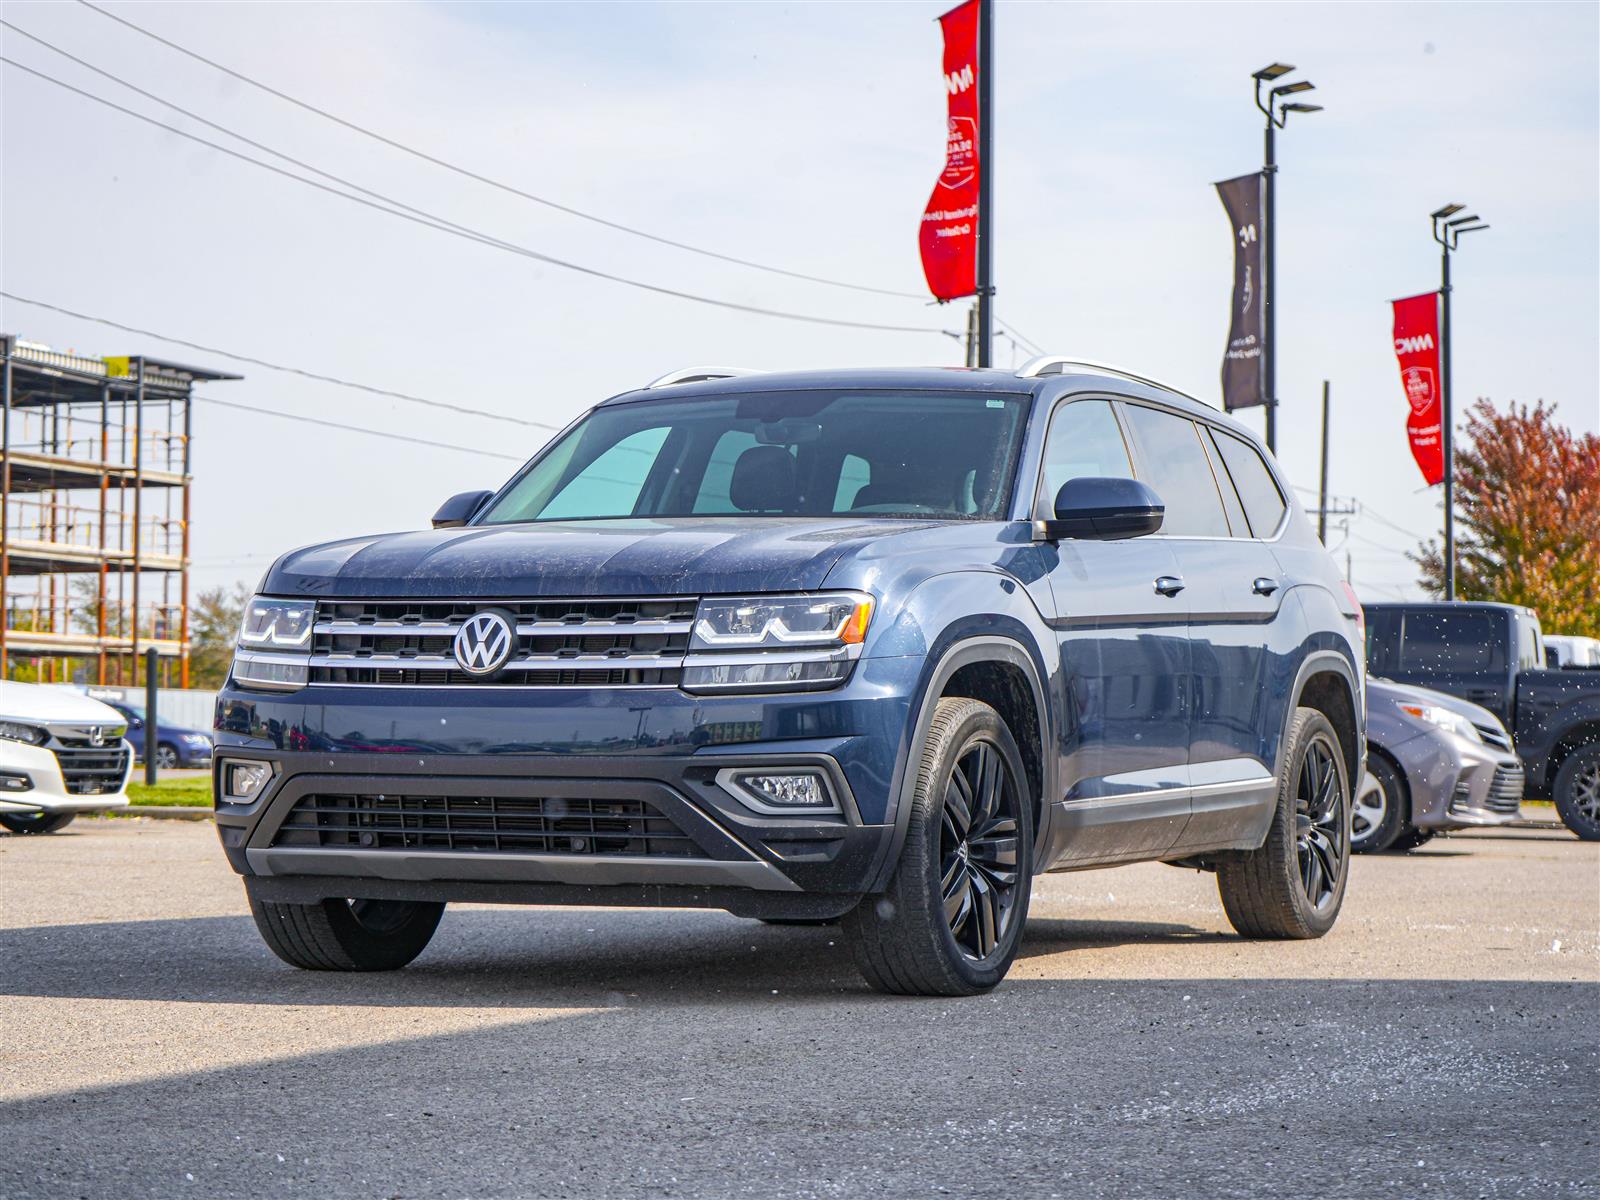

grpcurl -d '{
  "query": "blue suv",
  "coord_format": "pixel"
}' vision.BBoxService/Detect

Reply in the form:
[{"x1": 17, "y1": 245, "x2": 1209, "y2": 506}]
[{"x1": 215, "y1": 361, "x2": 1364, "y2": 995}]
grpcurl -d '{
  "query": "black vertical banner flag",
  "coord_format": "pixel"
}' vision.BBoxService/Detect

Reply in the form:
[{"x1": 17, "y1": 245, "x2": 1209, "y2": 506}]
[{"x1": 1214, "y1": 172, "x2": 1266, "y2": 411}]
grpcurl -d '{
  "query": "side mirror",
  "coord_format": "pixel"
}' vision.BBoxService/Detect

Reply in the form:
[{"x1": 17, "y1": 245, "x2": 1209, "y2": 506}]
[
  {"x1": 432, "y1": 490, "x2": 494, "y2": 529},
  {"x1": 127, "y1": 716, "x2": 143, "y2": 729},
  {"x1": 1034, "y1": 477, "x2": 1165, "y2": 542}
]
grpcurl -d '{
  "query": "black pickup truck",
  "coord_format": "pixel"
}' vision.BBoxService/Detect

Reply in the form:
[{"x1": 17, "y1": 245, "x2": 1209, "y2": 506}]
[{"x1": 1364, "y1": 602, "x2": 1600, "y2": 840}]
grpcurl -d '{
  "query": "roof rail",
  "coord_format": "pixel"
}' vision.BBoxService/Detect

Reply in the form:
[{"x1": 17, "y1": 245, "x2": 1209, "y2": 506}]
[
  {"x1": 645, "y1": 366, "x2": 761, "y2": 389},
  {"x1": 1014, "y1": 356, "x2": 1210, "y2": 407}
]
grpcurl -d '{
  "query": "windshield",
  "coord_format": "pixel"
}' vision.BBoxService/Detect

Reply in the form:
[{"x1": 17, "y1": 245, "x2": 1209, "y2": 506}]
[{"x1": 479, "y1": 390, "x2": 1031, "y2": 524}]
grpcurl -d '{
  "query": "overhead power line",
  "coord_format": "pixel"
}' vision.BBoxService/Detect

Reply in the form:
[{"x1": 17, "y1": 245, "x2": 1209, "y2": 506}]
[
  {"x1": 1, "y1": 291, "x2": 565, "y2": 431},
  {"x1": 75, "y1": 0, "x2": 927, "y2": 303},
  {"x1": 195, "y1": 394, "x2": 522, "y2": 461},
  {"x1": 1, "y1": 57, "x2": 946, "y2": 337}
]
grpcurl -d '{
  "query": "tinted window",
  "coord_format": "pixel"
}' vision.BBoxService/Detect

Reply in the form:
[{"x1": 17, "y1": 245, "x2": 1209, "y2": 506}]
[
  {"x1": 1398, "y1": 611, "x2": 1507, "y2": 675},
  {"x1": 1036, "y1": 399, "x2": 1134, "y2": 513},
  {"x1": 1121, "y1": 405, "x2": 1231, "y2": 537},
  {"x1": 481, "y1": 391, "x2": 1031, "y2": 523},
  {"x1": 1209, "y1": 428, "x2": 1287, "y2": 537}
]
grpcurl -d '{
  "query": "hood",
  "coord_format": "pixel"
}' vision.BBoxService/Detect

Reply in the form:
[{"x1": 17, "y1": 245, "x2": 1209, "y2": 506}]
[
  {"x1": 260, "y1": 517, "x2": 940, "y2": 599},
  {"x1": 1367, "y1": 676, "x2": 1501, "y2": 731},
  {"x1": 0, "y1": 683, "x2": 127, "y2": 727}
]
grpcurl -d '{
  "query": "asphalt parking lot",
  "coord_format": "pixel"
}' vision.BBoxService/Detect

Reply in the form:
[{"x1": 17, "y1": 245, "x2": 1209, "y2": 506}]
[{"x1": 2, "y1": 819, "x2": 1594, "y2": 1200}]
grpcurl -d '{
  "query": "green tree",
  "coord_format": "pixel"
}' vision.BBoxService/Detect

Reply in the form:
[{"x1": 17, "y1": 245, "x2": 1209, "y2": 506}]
[
  {"x1": 1415, "y1": 399, "x2": 1600, "y2": 635},
  {"x1": 188, "y1": 583, "x2": 252, "y2": 689}
]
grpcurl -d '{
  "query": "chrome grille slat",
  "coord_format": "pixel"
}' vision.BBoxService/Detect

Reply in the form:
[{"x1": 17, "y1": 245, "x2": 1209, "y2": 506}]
[{"x1": 309, "y1": 597, "x2": 698, "y2": 687}]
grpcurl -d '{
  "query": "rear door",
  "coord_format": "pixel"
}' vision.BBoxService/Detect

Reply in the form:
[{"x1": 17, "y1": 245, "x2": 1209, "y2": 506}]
[
  {"x1": 1025, "y1": 396, "x2": 1191, "y2": 868},
  {"x1": 1120, "y1": 404, "x2": 1285, "y2": 847}
]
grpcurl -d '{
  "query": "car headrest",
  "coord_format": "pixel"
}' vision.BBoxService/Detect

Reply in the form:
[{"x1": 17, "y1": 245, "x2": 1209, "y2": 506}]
[{"x1": 729, "y1": 444, "x2": 798, "y2": 513}]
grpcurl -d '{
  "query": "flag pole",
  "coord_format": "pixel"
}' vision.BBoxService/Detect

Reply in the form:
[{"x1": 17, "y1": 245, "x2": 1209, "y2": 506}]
[{"x1": 975, "y1": 0, "x2": 994, "y2": 368}]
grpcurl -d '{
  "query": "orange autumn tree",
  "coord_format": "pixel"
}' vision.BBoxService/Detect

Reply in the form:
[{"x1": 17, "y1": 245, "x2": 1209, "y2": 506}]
[{"x1": 1415, "y1": 399, "x2": 1600, "y2": 635}]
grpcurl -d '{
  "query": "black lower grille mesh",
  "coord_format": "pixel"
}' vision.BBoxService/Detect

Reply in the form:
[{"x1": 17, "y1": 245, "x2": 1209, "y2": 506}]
[
  {"x1": 52, "y1": 746, "x2": 130, "y2": 795},
  {"x1": 272, "y1": 793, "x2": 699, "y2": 857}
]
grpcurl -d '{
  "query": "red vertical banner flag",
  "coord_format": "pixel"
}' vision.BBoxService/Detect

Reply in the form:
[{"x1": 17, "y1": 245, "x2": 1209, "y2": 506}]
[
  {"x1": 919, "y1": 0, "x2": 980, "y2": 301},
  {"x1": 1391, "y1": 292, "x2": 1445, "y2": 485}
]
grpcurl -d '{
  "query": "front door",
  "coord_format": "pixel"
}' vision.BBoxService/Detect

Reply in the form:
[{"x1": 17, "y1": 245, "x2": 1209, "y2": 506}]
[{"x1": 1026, "y1": 397, "x2": 1192, "y2": 868}]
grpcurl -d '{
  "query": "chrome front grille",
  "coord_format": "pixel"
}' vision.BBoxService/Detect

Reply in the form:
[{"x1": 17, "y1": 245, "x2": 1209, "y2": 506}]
[
  {"x1": 308, "y1": 597, "x2": 697, "y2": 687},
  {"x1": 1472, "y1": 722, "x2": 1514, "y2": 752}
]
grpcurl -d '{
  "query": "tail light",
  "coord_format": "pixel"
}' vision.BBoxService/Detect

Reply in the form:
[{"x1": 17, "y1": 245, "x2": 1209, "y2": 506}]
[{"x1": 1341, "y1": 581, "x2": 1366, "y2": 647}]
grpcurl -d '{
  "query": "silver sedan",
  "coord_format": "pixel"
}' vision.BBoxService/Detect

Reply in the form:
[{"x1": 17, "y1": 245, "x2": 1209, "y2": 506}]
[{"x1": 1355, "y1": 677, "x2": 1524, "y2": 853}]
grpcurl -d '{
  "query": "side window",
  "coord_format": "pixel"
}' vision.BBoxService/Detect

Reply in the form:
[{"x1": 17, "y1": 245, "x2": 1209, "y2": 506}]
[
  {"x1": 692, "y1": 430, "x2": 759, "y2": 513},
  {"x1": 834, "y1": 454, "x2": 871, "y2": 510},
  {"x1": 1209, "y1": 428, "x2": 1287, "y2": 537},
  {"x1": 1120, "y1": 405, "x2": 1231, "y2": 537},
  {"x1": 1036, "y1": 399, "x2": 1134, "y2": 514},
  {"x1": 540, "y1": 426, "x2": 669, "y2": 520}
]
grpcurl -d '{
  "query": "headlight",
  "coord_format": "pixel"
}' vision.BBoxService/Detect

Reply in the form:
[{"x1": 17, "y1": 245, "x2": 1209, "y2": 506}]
[
  {"x1": 239, "y1": 598, "x2": 314, "y2": 649},
  {"x1": 0, "y1": 721, "x2": 46, "y2": 745},
  {"x1": 231, "y1": 596, "x2": 312, "y2": 691},
  {"x1": 181, "y1": 734, "x2": 213, "y2": 746},
  {"x1": 1396, "y1": 701, "x2": 1481, "y2": 742},
  {"x1": 682, "y1": 592, "x2": 873, "y2": 694}
]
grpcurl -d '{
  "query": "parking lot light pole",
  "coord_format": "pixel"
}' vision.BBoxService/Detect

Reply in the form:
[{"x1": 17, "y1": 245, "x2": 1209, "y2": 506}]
[
  {"x1": 1252, "y1": 64, "x2": 1322, "y2": 454},
  {"x1": 1430, "y1": 204, "x2": 1490, "y2": 601}
]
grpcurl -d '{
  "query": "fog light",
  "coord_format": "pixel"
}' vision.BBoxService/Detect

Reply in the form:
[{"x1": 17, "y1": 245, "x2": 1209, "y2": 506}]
[
  {"x1": 717, "y1": 768, "x2": 839, "y2": 816},
  {"x1": 223, "y1": 760, "x2": 272, "y2": 802},
  {"x1": 0, "y1": 771, "x2": 34, "y2": 792}
]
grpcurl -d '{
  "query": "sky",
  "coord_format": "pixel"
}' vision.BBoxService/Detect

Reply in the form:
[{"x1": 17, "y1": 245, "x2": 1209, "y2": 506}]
[{"x1": 3, "y1": 0, "x2": 1596, "y2": 606}]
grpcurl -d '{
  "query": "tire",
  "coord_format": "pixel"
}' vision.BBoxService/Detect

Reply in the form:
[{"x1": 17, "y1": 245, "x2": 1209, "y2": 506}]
[
  {"x1": 155, "y1": 743, "x2": 180, "y2": 771},
  {"x1": 1553, "y1": 744, "x2": 1600, "y2": 841},
  {"x1": 0, "y1": 811, "x2": 76, "y2": 834},
  {"x1": 1390, "y1": 826, "x2": 1436, "y2": 852},
  {"x1": 1352, "y1": 751, "x2": 1406, "y2": 853},
  {"x1": 247, "y1": 892, "x2": 445, "y2": 971},
  {"x1": 1218, "y1": 707, "x2": 1350, "y2": 939},
  {"x1": 843, "y1": 696, "x2": 1034, "y2": 996}
]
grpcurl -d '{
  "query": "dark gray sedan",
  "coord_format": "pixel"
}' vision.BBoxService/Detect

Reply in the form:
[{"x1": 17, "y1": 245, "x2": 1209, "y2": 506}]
[{"x1": 1356, "y1": 677, "x2": 1524, "y2": 852}]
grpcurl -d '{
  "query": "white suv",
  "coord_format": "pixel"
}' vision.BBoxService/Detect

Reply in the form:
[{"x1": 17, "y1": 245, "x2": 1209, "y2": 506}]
[{"x1": 0, "y1": 682, "x2": 133, "y2": 833}]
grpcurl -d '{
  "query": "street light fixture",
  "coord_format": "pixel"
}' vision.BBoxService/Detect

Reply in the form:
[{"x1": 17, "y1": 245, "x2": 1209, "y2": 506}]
[
  {"x1": 1430, "y1": 201, "x2": 1490, "y2": 601},
  {"x1": 1250, "y1": 63, "x2": 1324, "y2": 454}
]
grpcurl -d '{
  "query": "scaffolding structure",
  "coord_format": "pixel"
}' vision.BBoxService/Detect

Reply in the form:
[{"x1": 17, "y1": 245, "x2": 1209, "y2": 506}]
[{"x1": 1, "y1": 335, "x2": 240, "y2": 687}]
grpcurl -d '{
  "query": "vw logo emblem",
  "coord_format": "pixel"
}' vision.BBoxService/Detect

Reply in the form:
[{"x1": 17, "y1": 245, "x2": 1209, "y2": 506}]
[{"x1": 453, "y1": 610, "x2": 515, "y2": 676}]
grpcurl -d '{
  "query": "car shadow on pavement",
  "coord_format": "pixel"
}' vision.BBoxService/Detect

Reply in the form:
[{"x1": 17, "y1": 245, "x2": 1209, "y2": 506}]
[
  {"x1": 0, "y1": 907, "x2": 1242, "y2": 1009},
  {"x1": 1, "y1": 970, "x2": 1592, "y2": 1200}
]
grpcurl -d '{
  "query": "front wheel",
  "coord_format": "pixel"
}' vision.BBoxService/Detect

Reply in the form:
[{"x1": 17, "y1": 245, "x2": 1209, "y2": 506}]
[
  {"x1": 154, "y1": 743, "x2": 180, "y2": 771},
  {"x1": 843, "y1": 696, "x2": 1034, "y2": 996},
  {"x1": 248, "y1": 892, "x2": 445, "y2": 970},
  {"x1": 0, "y1": 811, "x2": 76, "y2": 834},
  {"x1": 1352, "y1": 751, "x2": 1406, "y2": 853},
  {"x1": 1553, "y1": 744, "x2": 1600, "y2": 841},
  {"x1": 1217, "y1": 707, "x2": 1350, "y2": 939}
]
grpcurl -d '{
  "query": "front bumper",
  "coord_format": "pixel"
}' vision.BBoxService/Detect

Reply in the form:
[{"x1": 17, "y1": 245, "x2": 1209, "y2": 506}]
[
  {"x1": 0, "y1": 739, "x2": 132, "y2": 815},
  {"x1": 1391, "y1": 728, "x2": 1524, "y2": 831}
]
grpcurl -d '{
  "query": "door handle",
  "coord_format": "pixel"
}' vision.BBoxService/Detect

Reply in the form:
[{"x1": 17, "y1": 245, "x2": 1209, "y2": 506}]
[
  {"x1": 1153, "y1": 575, "x2": 1185, "y2": 597},
  {"x1": 1252, "y1": 577, "x2": 1280, "y2": 596}
]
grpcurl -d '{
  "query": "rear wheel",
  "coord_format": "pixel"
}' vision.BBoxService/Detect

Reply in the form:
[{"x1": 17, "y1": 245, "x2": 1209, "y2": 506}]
[
  {"x1": 0, "y1": 811, "x2": 76, "y2": 835},
  {"x1": 1553, "y1": 744, "x2": 1600, "y2": 841},
  {"x1": 1218, "y1": 707, "x2": 1350, "y2": 939},
  {"x1": 1352, "y1": 751, "x2": 1406, "y2": 853},
  {"x1": 247, "y1": 892, "x2": 444, "y2": 970},
  {"x1": 843, "y1": 697, "x2": 1033, "y2": 996}
]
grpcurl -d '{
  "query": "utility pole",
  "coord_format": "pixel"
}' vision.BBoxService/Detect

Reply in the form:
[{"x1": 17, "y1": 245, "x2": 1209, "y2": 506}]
[
  {"x1": 965, "y1": 302, "x2": 980, "y2": 368},
  {"x1": 1251, "y1": 64, "x2": 1321, "y2": 454},
  {"x1": 1317, "y1": 379, "x2": 1331, "y2": 543},
  {"x1": 975, "y1": 0, "x2": 995, "y2": 367},
  {"x1": 1430, "y1": 204, "x2": 1489, "y2": 601}
]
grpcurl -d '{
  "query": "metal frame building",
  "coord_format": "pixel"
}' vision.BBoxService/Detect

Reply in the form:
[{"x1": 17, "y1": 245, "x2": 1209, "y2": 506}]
[{"x1": 1, "y1": 334, "x2": 240, "y2": 687}]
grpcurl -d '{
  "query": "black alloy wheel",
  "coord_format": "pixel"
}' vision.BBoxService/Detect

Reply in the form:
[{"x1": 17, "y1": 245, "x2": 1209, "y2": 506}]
[
  {"x1": 939, "y1": 740, "x2": 1023, "y2": 960},
  {"x1": 1296, "y1": 734, "x2": 1348, "y2": 909}
]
